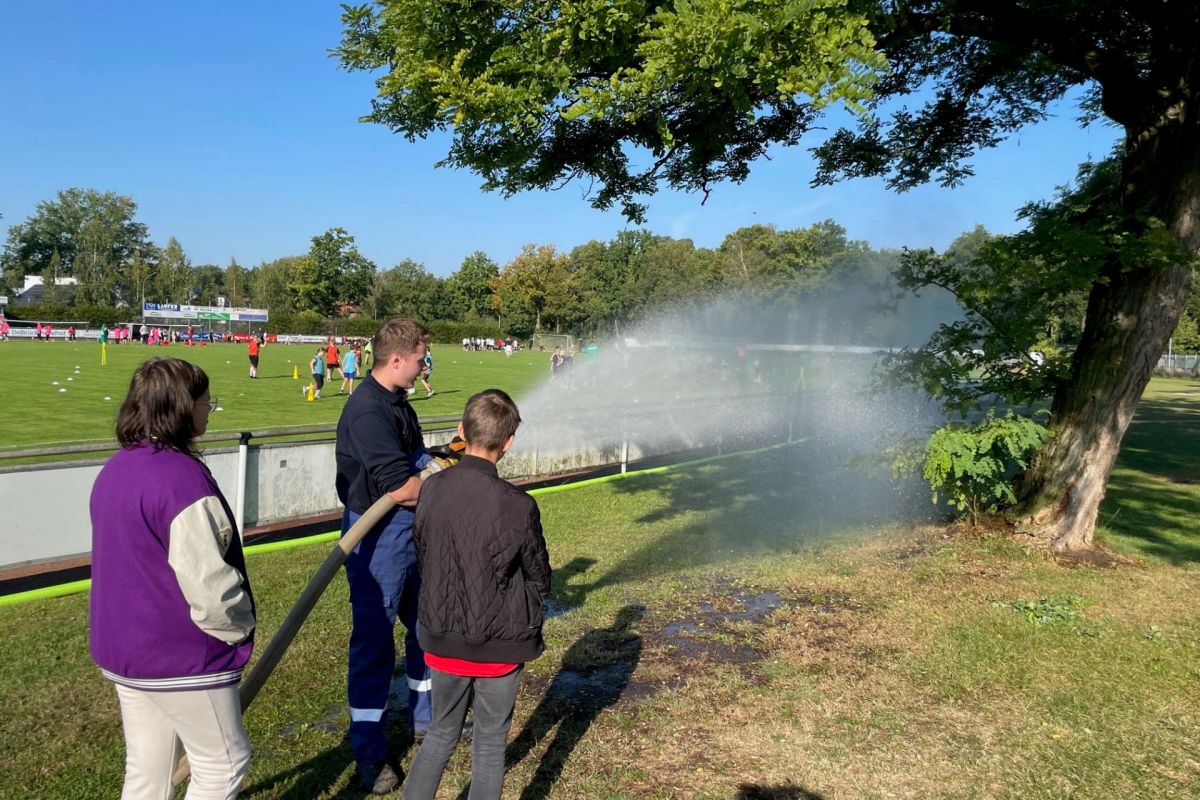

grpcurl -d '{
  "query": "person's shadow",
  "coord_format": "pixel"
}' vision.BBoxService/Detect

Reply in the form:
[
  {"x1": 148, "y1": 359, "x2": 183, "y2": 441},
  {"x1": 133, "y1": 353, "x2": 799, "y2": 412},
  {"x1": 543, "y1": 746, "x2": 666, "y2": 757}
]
[
  {"x1": 240, "y1": 732, "x2": 355, "y2": 799},
  {"x1": 458, "y1": 604, "x2": 644, "y2": 800},
  {"x1": 548, "y1": 556, "x2": 598, "y2": 612},
  {"x1": 735, "y1": 785, "x2": 829, "y2": 800}
]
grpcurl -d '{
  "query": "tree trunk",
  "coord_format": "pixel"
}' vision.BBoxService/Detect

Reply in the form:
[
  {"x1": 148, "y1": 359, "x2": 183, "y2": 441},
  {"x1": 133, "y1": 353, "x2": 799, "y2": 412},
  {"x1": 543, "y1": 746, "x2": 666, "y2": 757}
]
[
  {"x1": 1015, "y1": 102, "x2": 1200, "y2": 550},
  {"x1": 1014, "y1": 260, "x2": 1192, "y2": 549}
]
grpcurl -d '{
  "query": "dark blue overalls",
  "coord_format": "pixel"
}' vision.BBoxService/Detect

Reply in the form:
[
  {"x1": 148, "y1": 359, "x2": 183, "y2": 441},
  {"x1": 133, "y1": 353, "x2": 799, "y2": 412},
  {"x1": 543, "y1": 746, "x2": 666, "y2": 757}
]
[{"x1": 343, "y1": 470, "x2": 433, "y2": 765}]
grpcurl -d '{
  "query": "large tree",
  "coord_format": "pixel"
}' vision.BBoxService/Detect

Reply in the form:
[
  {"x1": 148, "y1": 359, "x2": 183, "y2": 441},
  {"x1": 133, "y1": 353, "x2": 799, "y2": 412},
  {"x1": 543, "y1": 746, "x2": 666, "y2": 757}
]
[
  {"x1": 577, "y1": 229, "x2": 655, "y2": 337},
  {"x1": 492, "y1": 244, "x2": 574, "y2": 337},
  {"x1": 375, "y1": 258, "x2": 452, "y2": 321},
  {"x1": 292, "y1": 227, "x2": 376, "y2": 315},
  {"x1": 224, "y1": 259, "x2": 248, "y2": 307},
  {"x1": 338, "y1": 1, "x2": 1200, "y2": 550},
  {"x1": 252, "y1": 255, "x2": 304, "y2": 315},
  {"x1": 446, "y1": 251, "x2": 500, "y2": 320},
  {"x1": 154, "y1": 237, "x2": 194, "y2": 305},
  {"x1": 1, "y1": 188, "x2": 156, "y2": 303}
]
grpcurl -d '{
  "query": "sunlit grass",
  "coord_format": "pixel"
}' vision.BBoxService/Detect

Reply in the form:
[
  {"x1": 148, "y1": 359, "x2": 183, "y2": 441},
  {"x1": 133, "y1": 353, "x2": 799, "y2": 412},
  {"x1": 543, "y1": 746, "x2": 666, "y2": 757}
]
[
  {"x1": 0, "y1": 340, "x2": 554, "y2": 450},
  {"x1": 2, "y1": 404, "x2": 1198, "y2": 798}
]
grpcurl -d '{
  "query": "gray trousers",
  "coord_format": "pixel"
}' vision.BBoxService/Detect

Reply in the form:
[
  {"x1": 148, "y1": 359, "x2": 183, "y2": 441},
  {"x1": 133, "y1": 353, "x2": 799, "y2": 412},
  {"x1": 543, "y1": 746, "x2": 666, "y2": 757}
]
[{"x1": 403, "y1": 665, "x2": 523, "y2": 800}]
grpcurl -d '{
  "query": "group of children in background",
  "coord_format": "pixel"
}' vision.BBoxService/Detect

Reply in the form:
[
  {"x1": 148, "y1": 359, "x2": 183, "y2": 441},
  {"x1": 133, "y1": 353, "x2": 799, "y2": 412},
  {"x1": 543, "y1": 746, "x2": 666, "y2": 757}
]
[
  {"x1": 302, "y1": 337, "x2": 367, "y2": 398},
  {"x1": 306, "y1": 337, "x2": 434, "y2": 400}
]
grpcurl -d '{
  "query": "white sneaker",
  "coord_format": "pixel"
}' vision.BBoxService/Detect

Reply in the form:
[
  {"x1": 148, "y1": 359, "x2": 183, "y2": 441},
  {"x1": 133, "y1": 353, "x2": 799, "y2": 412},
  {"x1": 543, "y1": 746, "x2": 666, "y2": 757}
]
[
  {"x1": 407, "y1": 387, "x2": 416, "y2": 395},
  {"x1": 426, "y1": 390, "x2": 435, "y2": 397}
]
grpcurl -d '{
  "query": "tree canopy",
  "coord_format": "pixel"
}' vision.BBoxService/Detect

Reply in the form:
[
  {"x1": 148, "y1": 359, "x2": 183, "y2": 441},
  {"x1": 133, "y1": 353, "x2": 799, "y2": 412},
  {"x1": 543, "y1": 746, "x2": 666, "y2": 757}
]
[
  {"x1": 1, "y1": 188, "x2": 157, "y2": 305},
  {"x1": 337, "y1": 1, "x2": 1200, "y2": 549},
  {"x1": 336, "y1": 0, "x2": 884, "y2": 221}
]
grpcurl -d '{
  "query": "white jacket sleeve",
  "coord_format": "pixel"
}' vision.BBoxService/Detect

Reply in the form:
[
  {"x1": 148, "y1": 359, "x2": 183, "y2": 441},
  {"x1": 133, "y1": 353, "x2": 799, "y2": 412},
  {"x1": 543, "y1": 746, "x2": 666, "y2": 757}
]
[{"x1": 167, "y1": 496, "x2": 256, "y2": 644}]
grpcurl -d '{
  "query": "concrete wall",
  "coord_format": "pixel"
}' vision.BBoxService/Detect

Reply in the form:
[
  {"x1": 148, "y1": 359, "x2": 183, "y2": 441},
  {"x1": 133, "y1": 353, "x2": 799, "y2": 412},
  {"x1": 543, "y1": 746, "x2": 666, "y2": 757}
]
[{"x1": 0, "y1": 426, "x2": 638, "y2": 571}]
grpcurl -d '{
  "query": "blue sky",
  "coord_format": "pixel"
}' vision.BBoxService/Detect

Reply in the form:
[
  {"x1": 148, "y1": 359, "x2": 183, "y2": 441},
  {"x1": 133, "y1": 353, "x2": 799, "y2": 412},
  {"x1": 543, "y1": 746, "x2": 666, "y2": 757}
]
[{"x1": 1, "y1": 2, "x2": 1122, "y2": 277}]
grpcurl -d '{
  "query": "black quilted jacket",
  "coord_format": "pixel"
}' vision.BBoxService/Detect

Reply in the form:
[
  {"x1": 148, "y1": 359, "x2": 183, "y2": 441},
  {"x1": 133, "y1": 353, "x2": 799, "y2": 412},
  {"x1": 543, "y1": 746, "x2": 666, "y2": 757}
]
[{"x1": 413, "y1": 455, "x2": 551, "y2": 663}]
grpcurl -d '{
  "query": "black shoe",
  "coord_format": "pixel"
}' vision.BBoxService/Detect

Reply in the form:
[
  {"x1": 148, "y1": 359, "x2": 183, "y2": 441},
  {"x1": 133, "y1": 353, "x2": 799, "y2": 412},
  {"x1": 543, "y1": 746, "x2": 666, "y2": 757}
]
[{"x1": 358, "y1": 761, "x2": 400, "y2": 794}]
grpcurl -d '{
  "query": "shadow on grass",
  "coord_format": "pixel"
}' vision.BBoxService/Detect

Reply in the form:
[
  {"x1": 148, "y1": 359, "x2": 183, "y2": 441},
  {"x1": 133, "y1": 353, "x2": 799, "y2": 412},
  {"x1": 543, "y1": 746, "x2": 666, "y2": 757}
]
[
  {"x1": 242, "y1": 713, "x2": 419, "y2": 798},
  {"x1": 1101, "y1": 476, "x2": 1200, "y2": 564},
  {"x1": 1099, "y1": 395, "x2": 1200, "y2": 564},
  {"x1": 485, "y1": 605, "x2": 644, "y2": 800},
  {"x1": 549, "y1": 556, "x2": 599, "y2": 612},
  {"x1": 241, "y1": 735, "x2": 355, "y2": 800},
  {"x1": 582, "y1": 442, "x2": 930, "y2": 592},
  {"x1": 736, "y1": 785, "x2": 829, "y2": 800}
]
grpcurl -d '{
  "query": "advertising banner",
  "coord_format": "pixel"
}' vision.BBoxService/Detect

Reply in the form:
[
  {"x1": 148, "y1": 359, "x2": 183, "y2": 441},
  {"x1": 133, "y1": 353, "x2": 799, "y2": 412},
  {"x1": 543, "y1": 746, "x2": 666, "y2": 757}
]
[{"x1": 143, "y1": 303, "x2": 269, "y2": 322}]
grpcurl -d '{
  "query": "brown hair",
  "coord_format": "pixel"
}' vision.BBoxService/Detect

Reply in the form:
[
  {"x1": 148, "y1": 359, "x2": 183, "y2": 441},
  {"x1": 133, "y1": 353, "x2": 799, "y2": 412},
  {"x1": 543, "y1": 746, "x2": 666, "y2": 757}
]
[
  {"x1": 462, "y1": 389, "x2": 521, "y2": 450},
  {"x1": 371, "y1": 318, "x2": 431, "y2": 367},
  {"x1": 115, "y1": 358, "x2": 209, "y2": 456}
]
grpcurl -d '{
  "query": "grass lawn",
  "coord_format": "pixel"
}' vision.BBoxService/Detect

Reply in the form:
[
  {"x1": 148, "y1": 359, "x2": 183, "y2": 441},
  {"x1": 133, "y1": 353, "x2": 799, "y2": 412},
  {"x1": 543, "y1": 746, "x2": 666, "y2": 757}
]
[
  {"x1": 1, "y1": 377, "x2": 1198, "y2": 798},
  {"x1": 0, "y1": 340, "x2": 554, "y2": 449},
  {"x1": 1099, "y1": 376, "x2": 1200, "y2": 564}
]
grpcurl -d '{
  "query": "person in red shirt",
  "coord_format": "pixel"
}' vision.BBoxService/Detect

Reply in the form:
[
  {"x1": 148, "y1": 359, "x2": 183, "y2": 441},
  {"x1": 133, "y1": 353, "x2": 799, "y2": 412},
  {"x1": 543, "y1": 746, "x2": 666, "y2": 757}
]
[
  {"x1": 407, "y1": 390, "x2": 550, "y2": 800},
  {"x1": 325, "y1": 338, "x2": 341, "y2": 382},
  {"x1": 247, "y1": 335, "x2": 261, "y2": 378}
]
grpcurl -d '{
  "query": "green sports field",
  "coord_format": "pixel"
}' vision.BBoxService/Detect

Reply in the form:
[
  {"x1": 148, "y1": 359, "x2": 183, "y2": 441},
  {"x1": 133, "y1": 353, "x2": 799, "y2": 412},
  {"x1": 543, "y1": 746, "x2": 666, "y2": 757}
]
[{"x1": 0, "y1": 340, "x2": 554, "y2": 450}]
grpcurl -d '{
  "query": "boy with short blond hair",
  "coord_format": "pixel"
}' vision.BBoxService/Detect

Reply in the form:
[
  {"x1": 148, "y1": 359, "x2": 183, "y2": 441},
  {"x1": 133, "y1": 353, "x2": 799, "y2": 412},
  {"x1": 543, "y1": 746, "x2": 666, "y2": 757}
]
[{"x1": 405, "y1": 389, "x2": 551, "y2": 800}]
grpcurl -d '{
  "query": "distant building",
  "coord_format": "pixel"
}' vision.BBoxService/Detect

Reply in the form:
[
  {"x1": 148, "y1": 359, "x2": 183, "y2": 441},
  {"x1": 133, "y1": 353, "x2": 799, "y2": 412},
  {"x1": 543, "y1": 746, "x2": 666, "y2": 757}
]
[{"x1": 12, "y1": 275, "x2": 79, "y2": 306}]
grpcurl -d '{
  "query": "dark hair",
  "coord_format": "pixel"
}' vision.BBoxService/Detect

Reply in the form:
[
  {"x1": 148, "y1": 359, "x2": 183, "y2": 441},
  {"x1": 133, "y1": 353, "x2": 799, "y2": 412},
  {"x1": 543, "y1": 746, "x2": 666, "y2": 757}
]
[
  {"x1": 462, "y1": 389, "x2": 521, "y2": 450},
  {"x1": 372, "y1": 318, "x2": 431, "y2": 367},
  {"x1": 115, "y1": 358, "x2": 209, "y2": 456}
]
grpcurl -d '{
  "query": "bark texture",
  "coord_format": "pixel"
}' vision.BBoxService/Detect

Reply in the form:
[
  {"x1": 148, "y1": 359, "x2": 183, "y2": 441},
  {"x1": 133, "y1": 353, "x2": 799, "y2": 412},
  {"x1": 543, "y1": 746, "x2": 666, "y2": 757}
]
[{"x1": 1015, "y1": 260, "x2": 1192, "y2": 549}]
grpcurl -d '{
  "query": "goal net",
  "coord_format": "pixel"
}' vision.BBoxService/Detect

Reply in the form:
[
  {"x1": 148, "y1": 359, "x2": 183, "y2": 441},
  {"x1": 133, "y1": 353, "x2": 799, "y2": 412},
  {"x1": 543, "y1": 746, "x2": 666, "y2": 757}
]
[{"x1": 531, "y1": 333, "x2": 576, "y2": 353}]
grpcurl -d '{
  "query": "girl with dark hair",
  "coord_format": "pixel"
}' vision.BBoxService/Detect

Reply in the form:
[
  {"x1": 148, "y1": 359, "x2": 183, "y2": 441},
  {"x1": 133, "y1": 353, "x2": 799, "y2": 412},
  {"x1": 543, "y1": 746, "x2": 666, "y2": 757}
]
[{"x1": 90, "y1": 357, "x2": 256, "y2": 800}]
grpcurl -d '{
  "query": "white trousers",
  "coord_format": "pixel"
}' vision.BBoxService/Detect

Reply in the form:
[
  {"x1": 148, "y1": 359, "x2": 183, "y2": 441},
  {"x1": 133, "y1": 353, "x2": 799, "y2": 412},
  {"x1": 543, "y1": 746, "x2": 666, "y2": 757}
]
[{"x1": 114, "y1": 683, "x2": 251, "y2": 800}]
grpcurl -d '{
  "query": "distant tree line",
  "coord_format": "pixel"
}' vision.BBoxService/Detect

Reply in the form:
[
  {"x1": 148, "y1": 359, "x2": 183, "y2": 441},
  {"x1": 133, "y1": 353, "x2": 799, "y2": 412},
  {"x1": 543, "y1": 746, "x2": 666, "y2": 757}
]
[{"x1": 4, "y1": 187, "x2": 1199, "y2": 351}]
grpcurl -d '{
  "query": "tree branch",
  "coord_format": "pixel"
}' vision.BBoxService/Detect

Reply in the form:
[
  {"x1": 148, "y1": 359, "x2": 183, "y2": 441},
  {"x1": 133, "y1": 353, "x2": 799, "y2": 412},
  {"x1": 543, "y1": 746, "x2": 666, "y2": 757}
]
[{"x1": 880, "y1": 2, "x2": 1150, "y2": 124}]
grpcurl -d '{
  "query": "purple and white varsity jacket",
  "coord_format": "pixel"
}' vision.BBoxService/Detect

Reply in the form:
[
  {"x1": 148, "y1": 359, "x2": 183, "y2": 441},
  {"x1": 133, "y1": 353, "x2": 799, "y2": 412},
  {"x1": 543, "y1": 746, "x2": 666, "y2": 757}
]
[{"x1": 89, "y1": 443, "x2": 255, "y2": 691}]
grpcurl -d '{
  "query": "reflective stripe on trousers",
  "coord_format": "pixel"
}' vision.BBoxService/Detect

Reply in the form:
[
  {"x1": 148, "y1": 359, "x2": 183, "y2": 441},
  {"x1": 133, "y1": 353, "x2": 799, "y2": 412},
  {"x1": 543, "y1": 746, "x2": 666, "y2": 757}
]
[{"x1": 343, "y1": 506, "x2": 431, "y2": 765}]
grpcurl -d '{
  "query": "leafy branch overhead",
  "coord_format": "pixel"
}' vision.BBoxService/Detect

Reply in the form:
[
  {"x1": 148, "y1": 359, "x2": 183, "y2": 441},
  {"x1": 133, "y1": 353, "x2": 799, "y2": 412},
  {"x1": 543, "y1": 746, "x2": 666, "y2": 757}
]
[
  {"x1": 881, "y1": 156, "x2": 1197, "y2": 416},
  {"x1": 336, "y1": 0, "x2": 885, "y2": 220},
  {"x1": 336, "y1": 1, "x2": 1191, "y2": 221}
]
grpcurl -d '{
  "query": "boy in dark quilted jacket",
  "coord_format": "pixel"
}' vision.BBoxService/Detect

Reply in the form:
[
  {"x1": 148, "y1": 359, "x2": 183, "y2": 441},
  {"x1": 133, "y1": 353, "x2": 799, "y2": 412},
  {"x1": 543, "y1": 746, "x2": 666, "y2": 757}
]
[{"x1": 407, "y1": 389, "x2": 551, "y2": 800}]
